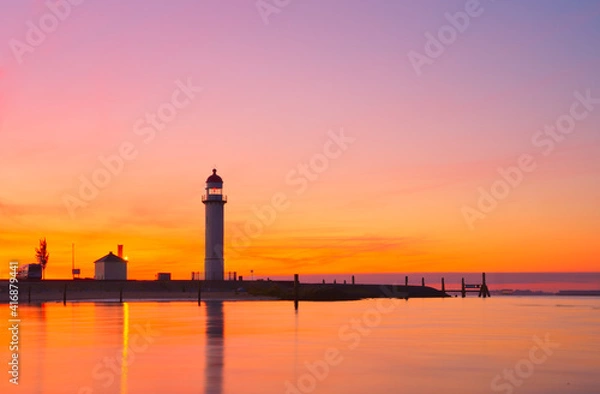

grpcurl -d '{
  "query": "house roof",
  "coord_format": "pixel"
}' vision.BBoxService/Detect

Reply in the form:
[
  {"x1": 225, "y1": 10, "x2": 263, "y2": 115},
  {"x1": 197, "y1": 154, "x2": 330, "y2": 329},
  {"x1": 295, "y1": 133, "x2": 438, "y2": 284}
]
[{"x1": 94, "y1": 251, "x2": 127, "y2": 264}]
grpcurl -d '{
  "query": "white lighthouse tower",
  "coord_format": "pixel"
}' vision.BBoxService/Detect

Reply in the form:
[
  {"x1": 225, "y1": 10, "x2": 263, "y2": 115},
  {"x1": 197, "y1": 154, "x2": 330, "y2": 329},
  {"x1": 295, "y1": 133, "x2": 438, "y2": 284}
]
[{"x1": 203, "y1": 169, "x2": 227, "y2": 280}]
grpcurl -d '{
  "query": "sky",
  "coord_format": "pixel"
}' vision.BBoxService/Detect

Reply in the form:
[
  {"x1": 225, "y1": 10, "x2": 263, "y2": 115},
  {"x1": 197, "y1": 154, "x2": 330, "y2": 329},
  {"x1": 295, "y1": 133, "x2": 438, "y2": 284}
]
[{"x1": 1, "y1": 0, "x2": 599, "y2": 279}]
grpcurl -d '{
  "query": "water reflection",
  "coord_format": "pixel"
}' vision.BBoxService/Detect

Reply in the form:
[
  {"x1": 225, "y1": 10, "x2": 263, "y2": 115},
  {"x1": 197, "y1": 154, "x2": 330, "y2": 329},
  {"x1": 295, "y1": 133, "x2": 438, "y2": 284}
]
[
  {"x1": 121, "y1": 303, "x2": 130, "y2": 394},
  {"x1": 32, "y1": 304, "x2": 47, "y2": 394},
  {"x1": 11, "y1": 299, "x2": 600, "y2": 393},
  {"x1": 204, "y1": 301, "x2": 224, "y2": 394}
]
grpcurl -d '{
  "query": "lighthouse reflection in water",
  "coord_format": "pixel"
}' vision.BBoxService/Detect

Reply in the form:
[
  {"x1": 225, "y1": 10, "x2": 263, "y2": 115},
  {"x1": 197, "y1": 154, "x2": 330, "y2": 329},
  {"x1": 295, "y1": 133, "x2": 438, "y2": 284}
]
[{"x1": 205, "y1": 301, "x2": 224, "y2": 394}]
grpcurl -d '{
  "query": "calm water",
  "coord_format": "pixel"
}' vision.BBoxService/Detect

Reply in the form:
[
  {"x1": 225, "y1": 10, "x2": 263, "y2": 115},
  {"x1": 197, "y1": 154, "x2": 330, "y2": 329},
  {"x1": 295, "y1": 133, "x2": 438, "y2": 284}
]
[{"x1": 2, "y1": 297, "x2": 599, "y2": 394}]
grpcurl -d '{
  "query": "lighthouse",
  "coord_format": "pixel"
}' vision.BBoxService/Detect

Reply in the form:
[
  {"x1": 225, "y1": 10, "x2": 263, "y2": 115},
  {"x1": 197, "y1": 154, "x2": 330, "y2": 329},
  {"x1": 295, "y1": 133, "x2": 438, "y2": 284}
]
[{"x1": 203, "y1": 169, "x2": 227, "y2": 280}]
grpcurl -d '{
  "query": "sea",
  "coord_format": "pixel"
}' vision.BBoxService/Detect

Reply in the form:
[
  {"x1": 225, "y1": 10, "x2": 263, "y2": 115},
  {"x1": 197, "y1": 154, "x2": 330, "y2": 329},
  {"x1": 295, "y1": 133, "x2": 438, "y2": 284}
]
[{"x1": 2, "y1": 296, "x2": 599, "y2": 394}]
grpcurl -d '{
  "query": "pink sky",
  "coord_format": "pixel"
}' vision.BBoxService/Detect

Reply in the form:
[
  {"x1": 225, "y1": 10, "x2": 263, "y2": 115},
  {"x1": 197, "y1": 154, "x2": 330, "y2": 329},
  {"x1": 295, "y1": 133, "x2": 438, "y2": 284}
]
[{"x1": 1, "y1": 0, "x2": 599, "y2": 279}]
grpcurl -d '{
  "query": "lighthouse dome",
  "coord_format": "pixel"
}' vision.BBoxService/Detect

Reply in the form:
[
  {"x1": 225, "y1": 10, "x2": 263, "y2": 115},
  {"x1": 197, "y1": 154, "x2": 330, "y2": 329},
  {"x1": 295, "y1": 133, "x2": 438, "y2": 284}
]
[{"x1": 206, "y1": 169, "x2": 223, "y2": 183}]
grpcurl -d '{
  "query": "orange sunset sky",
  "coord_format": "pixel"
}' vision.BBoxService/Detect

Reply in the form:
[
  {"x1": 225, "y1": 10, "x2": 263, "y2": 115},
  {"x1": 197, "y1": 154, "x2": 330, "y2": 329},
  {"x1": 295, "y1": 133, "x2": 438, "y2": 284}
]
[{"x1": 1, "y1": 1, "x2": 599, "y2": 279}]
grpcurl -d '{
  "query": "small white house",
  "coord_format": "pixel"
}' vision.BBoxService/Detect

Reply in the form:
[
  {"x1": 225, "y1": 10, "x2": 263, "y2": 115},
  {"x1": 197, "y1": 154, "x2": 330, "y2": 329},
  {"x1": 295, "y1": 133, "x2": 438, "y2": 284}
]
[{"x1": 94, "y1": 251, "x2": 127, "y2": 280}]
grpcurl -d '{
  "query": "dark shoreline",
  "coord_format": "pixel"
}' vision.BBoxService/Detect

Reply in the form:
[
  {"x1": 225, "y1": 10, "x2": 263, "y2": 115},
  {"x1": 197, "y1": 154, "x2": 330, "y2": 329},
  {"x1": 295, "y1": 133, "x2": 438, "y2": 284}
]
[{"x1": 0, "y1": 279, "x2": 449, "y2": 304}]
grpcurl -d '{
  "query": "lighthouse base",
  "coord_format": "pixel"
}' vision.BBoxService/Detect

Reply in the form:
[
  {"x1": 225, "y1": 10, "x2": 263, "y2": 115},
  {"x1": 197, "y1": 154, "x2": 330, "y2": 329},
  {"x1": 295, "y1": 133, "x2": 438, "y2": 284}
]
[{"x1": 204, "y1": 258, "x2": 224, "y2": 281}]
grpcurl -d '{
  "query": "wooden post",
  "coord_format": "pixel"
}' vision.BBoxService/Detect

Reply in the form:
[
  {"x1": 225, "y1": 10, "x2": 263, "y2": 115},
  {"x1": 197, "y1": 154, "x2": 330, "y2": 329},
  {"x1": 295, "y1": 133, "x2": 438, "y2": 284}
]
[
  {"x1": 461, "y1": 278, "x2": 466, "y2": 298},
  {"x1": 352, "y1": 275, "x2": 355, "y2": 285},
  {"x1": 421, "y1": 277, "x2": 425, "y2": 287},
  {"x1": 119, "y1": 288, "x2": 123, "y2": 303},
  {"x1": 63, "y1": 284, "x2": 67, "y2": 305},
  {"x1": 441, "y1": 277, "x2": 445, "y2": 292},
  {"x1": 294, "y1": 274, "x2": 299, "y2": 311},
  {"x1": 405, "y1": 276, "x2": 408, "y2": 286},
  {"x1": 198, "y1": 282, "x2": 202, "y2": 306},
  {"x1": 479, "y1": 272, "x2": 491, "y2": 298}
]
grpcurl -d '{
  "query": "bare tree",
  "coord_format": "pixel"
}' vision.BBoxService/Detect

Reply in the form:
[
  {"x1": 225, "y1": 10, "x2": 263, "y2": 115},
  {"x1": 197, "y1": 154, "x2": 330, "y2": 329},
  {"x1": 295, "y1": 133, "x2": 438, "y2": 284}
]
[{"x1": 35, "y1": 238, "x2": 49, "y2": 280}]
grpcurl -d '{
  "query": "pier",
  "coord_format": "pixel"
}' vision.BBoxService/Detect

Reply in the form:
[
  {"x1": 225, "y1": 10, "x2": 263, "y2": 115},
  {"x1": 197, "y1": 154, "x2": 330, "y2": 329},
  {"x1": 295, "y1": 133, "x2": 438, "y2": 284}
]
[
  {"x1": 443, "y1": 272, "x2": 491, "y2": 298},
  {"x1": 0, "y1": 273, "x2": 493, "y2": 304}
]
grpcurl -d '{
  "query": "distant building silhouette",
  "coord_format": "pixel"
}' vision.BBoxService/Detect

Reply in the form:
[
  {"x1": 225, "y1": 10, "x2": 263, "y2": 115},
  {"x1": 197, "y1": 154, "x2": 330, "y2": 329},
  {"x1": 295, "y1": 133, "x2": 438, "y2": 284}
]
[
  {"x1": 202, "y1": 169, "x2": 227, "y2": 280},
  {"x1": 94, "y1": 250, "x2": 127, "y2": 280}
]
